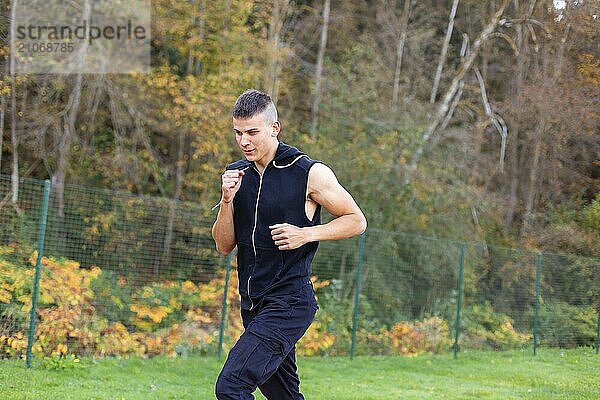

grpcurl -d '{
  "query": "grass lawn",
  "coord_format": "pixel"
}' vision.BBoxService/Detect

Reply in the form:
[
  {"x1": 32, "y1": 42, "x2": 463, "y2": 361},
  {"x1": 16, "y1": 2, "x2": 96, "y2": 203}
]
[{"x1": 1, "y1": 348, "x2": 598, "y2": 399}]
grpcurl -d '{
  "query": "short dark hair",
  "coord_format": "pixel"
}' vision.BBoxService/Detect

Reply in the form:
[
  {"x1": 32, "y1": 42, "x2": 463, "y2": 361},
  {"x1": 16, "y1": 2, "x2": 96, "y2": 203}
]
[{"x1": 232, "y1": 89, "x2": 277, "y2": 124}]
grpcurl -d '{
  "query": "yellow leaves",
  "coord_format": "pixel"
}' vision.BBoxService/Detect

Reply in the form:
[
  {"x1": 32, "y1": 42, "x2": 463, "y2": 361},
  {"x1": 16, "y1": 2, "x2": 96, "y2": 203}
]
[
  {"x1": 141, "y1": 287, "x2": 155, "y2": 299},
  {"x1": 111, "y1": 295, "x2": 124, "y2": 309},
  {"x1": 297, "y1": 321, "x2": 336, "y2": 356},
  {"x1": 0, "y1": 287, "x2": 12, "y2": 303},
  {"x1": 185, "y1": 308, "x2": 212, "y2": 324},
  {"x1": 387, "y1": 317, "x2": 451, "y2": 356},
  {"x1": 130, "y1": 304, "x2": 172, "y2": 325},
  {"x1": 1, "y1": 255, "x2": 33, "y2": 305},
  {"x1": 89, "y1": 266, "x2": 101, "y2": 280},
  {"x1": 29, "y1": 251, "x2": 38, "y2": 266},
  {"x1": 311, "y1": 276, "x2": 331, "y2": 291},
  {"x1": 416, "y1": 214, "x2": 430, "y2": 230},
  {"x1": 0, "y1": 246, "x2": 15, "y2": 256},
  {"x1": 577, "y1": 54, "x2": 600, "y2": 85},
  {"x1": 54, "y1": 343, "x2": 68, "y2": 356},
  {"x1": 168, "y1": 297, "x2": 182, "y2": 310},
  {"x1": 0, "y1": 247, "x2": 269, "y2": 358},
  {"x1": 83, "y1": 212, "x2": 118, "y2": 239},
  {"x1": 182, "y1": 280, "x2": 197, "y2": 294},
  {"x1": 5, "y1": 332, "x2": 28, "y2": 352}
]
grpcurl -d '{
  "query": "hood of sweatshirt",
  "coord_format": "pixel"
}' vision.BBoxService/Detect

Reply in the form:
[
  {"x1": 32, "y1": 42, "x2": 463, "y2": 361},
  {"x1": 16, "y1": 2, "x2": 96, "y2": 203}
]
[{"x1": 226, "y1": 141, "x2": 306, "y2": 171}]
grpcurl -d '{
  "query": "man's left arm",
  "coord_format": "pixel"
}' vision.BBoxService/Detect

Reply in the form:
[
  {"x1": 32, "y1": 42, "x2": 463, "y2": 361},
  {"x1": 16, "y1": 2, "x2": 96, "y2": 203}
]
[{"x1": 270, "y1": 163, "x2": 367, "y2": 250}]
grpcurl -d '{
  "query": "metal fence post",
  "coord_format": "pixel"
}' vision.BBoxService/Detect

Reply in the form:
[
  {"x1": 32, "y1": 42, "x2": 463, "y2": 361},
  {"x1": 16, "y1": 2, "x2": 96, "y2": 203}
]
[
  {"x1": 26, "y1": 179, "x2": 51, "y2": 368},
  {"x1": 217, "y1": 253, "x2": 233, "y2": 359},
  {"x1": 350, "y1": 232, "x2": 366, "y2": 360},
  {"x1": 533, "y1": 253, "x2": 542, "y2": 356},
  {"x1": 596, "y1": 304, "x2": 600, "y2": 354},
  {"x1": 453, "y1": 243, "x2": 466, "y2": 358}
]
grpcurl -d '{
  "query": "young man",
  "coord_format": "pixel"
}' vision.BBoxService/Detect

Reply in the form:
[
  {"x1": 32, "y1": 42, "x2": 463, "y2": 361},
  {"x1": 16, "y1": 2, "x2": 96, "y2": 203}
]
[{"x1": 212, "y1": 89, "x2": 366, "y2": 400}]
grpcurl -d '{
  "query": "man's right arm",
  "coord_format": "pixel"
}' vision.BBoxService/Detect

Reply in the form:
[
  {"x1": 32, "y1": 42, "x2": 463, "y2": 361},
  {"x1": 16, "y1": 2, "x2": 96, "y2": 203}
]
[
  {"x1": 212, "y1": 201, "x2": 236, "y2": 255},
  {"x1": 212, "y1": 169, "x2": 244, "y2": 255}
]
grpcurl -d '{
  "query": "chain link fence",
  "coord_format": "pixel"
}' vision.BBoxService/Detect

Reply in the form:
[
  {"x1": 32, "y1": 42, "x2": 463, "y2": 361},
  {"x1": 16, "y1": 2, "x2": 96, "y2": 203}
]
[{"x1": 1, "y1": 174, "x2": 598, "y2": 367}]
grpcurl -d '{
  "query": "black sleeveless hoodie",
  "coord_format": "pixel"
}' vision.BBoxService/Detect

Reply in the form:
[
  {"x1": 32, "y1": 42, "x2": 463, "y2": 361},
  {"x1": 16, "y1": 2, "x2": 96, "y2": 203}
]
[{"x1": 226, "y1": 142, "x2": 321, "y2": 310}]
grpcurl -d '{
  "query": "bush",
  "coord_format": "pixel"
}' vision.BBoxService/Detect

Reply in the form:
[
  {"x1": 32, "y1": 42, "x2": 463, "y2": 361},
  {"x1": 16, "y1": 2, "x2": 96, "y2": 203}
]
[
  {"x1": 538, "y1": 301, "x2": 597, "y2": 348},
  {"x1": 0, "y1": 246, "x2": 243, "y2": 359},
  {"x1": 387, "y1": 317, "x2": 452, "y2": 356},
  {"x1": 2, "y1": 246, "x2": 595, "y2": 359},
  {"x1": 460, "y1": 303, "x2": 531, "y2": 350}
]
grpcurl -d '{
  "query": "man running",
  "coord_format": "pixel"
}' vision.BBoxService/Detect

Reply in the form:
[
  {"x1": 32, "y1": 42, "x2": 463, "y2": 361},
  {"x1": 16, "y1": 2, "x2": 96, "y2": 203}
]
[{"x1": 213, "y1": 89, "x2": 366, "y2": 399}]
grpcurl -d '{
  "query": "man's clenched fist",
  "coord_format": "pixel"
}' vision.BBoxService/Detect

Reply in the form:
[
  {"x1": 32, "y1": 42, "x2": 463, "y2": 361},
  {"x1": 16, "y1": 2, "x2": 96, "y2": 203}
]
[
  {"x1": 222, "y1": 170, "x2": 245, "y2": 204},
  {"x1": 270, "y1": 223, "x2": 309, "y2": 251}
]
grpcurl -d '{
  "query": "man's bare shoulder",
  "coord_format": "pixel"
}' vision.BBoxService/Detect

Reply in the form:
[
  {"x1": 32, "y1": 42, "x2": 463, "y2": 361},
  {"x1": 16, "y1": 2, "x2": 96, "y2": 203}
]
[
  {"x1": 307, "y1": 162, "x2": 340, "y2": 196},
  {"x1": 308, "y1": 162, "x2": 337, "y2": 182}
]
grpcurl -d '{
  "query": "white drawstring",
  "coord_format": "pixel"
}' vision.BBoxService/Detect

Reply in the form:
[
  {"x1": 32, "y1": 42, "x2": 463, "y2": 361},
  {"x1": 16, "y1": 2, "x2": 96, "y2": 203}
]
[
  {"x1": 272, "y1": 154, "x2": 307, "y2": 169},
  {"x1": 212, "y1": 156, "x2": 304, "y2": 211},
  {"x1": 212, "y1": 166, "x2": 251, "y2": 211}
]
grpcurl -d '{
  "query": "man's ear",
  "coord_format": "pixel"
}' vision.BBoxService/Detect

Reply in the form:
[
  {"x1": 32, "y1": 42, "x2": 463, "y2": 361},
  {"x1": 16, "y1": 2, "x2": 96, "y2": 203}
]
[{"x1": 272, "y1": 121, "x2": 281, "y2": 137}]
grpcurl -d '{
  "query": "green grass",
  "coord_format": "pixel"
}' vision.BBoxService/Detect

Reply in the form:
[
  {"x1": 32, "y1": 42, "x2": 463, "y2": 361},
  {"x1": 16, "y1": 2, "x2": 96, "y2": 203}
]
[{"x1": 1, "y1": 349, "x2": 599, "y2": 399}]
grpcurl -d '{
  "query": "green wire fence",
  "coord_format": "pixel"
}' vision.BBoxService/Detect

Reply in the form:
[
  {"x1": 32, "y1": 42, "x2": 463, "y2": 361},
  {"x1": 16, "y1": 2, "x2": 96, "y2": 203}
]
[{"x1": 0, "y1": 174, "x2": 598, "y2": 368}]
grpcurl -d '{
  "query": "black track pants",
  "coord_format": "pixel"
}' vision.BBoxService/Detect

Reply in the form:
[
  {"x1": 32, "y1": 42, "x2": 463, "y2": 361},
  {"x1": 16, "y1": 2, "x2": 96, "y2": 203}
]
[{"x1": 215, "y1": 281, "x2": 318, "y2": 400}]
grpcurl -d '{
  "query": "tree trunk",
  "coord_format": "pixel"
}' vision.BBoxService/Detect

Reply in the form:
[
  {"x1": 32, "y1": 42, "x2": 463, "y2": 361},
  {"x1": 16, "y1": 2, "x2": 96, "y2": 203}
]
[
  {"x1": 338, "y1": 253, "x2": 346, "y2": 301},
  {"x1": 392, "y1": 0, "x2": 411, "y2": 110},
  {"x1": 265, "y1": 0, "x2": 288, "y2": 104},
  {"x1": 505, "y1": 121, "x2": 520, "y2": 228},
  {"x1": 521, "y1": 118, "x2": 545, "y2": 232},
  {"x1": 10, "y1": 72, "x2": 17, "y2": 204},
  {"x1": 505, "y1": 0, "x2": 538, "y2": 228},
  {"x1": 9, "y1": 0, "x2": 18, "y2": 204},
  {"x1": 404, "y1": 0, "x2": 511, "y2": 184},
  {"x1": 0, "y1": 58, "x2": 8, "y2": 174},
  {"x1": 225, "y1": 0, "x2": 231, "y2": 31},
  {"x1": 310, "y1": 0, "x2": 331, "y2": 138},
  {"x1": 430, "y1": 0, "x2": 460, "y2": 104},
  {"x1": 194, "y1": 0, "x2": 206, "y2": 75},
  {"x1": 51, "y1": 0, "x2": 89, "y2": 217},
  {"x1": 160, "y1": 131, "x2": 187, "y2": 276},
  {"x1": 53, "y1": 74, "x2": 83, "y2": 218}
]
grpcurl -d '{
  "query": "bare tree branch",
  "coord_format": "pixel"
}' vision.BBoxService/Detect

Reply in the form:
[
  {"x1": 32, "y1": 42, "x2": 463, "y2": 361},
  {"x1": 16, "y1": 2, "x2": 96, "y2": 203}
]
[
  {"x1": 392, "y1": 0, "x2": 411, "y2": 110},
  {"x1": 403, "y1": 0, "x2": 511, "y2": 185},
  {"x1": 475, "y1": 68, "x2": 507, "y2": 171},
  {"x1": 430, "y1": 0, "x2": 460, "y2": 104},
  {"x1": 310, "y1": 0, "x2": 331, "y2": 138}
]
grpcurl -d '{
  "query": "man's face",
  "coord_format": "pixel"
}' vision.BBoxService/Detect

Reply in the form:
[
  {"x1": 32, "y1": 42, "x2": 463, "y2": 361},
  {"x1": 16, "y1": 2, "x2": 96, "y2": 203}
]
[{"x1": 233, "y1": 112, "x2": 279, "y2": 164}]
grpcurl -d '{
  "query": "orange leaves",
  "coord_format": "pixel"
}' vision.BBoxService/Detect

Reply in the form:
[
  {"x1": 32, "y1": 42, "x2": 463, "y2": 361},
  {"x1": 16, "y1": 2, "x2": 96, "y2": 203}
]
[
  {"x1": 310, "y1": 276, "x2": 331, "y2": 291},
  {"x1": 2, "y1": 332, "x2": 28, "y2": 356},
  {"x1": 185, "y1": 309, "x2": 213, "y2": 324},
  {"x1": 387, "y1": 317, "x2": 451, "y2": 356},
  {"x1": 3, "y1": 246, "x2": 374, "y2": 359},
  {"x1": 297, "y1": 321, "x2": 336, "y2": 356}
]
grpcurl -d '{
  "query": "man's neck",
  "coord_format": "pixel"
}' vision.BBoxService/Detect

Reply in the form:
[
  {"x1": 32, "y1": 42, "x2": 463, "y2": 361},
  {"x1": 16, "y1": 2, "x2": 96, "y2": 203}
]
[{"x1": 255, "y1": 141, "x2": 279, "y2": 174}]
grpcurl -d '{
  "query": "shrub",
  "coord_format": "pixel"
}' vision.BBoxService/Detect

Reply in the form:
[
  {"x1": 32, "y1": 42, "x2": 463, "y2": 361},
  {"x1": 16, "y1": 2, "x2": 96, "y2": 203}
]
[
  {"x1": 387, "y1": 317, "x2": 452, "y2": 356},
  {"x1": 460, "y1": 303, "x2": 531, "y2": 350},
  {"x1": 538, "y1": 301, "x2": 597, "y2": 348}
]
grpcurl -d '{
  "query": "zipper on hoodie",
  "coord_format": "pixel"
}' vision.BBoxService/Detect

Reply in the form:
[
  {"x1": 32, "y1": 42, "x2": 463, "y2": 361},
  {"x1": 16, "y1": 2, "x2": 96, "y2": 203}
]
[
  {"x1": 248, "y1": 165, "x2": 264, "y2": 311},
  {"x1": 246, "y1": 151, "x2": 300, "y2": 310}
]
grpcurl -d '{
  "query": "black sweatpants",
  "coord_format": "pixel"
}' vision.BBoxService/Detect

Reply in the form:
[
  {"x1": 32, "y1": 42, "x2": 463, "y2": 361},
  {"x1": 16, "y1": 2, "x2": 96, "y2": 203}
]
[{"x1": 215, "y1": 280, "x2": 318, "y2": 400}]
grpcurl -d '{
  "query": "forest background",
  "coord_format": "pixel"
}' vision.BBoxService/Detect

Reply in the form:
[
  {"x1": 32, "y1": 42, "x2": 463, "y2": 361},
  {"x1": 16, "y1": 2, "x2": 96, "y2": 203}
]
[
  {"x1": 0, "y1": 0, "x2": 599, "y2": 361},
  {"x1": 0, "y1": 0, "x2": 598, "y2": 256}
]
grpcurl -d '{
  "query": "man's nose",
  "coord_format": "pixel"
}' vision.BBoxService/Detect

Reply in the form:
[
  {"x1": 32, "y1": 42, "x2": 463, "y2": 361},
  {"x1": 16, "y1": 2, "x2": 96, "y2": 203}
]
[{"x1": 239, "y1": 134, "x2": 251, "y2": 146}]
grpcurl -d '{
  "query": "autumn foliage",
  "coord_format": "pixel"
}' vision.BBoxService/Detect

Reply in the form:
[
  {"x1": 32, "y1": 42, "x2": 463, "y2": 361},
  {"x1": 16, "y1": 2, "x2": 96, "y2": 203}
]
[{"x1": 1, "y1": 245, "x2": 536, "y2": 360}]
